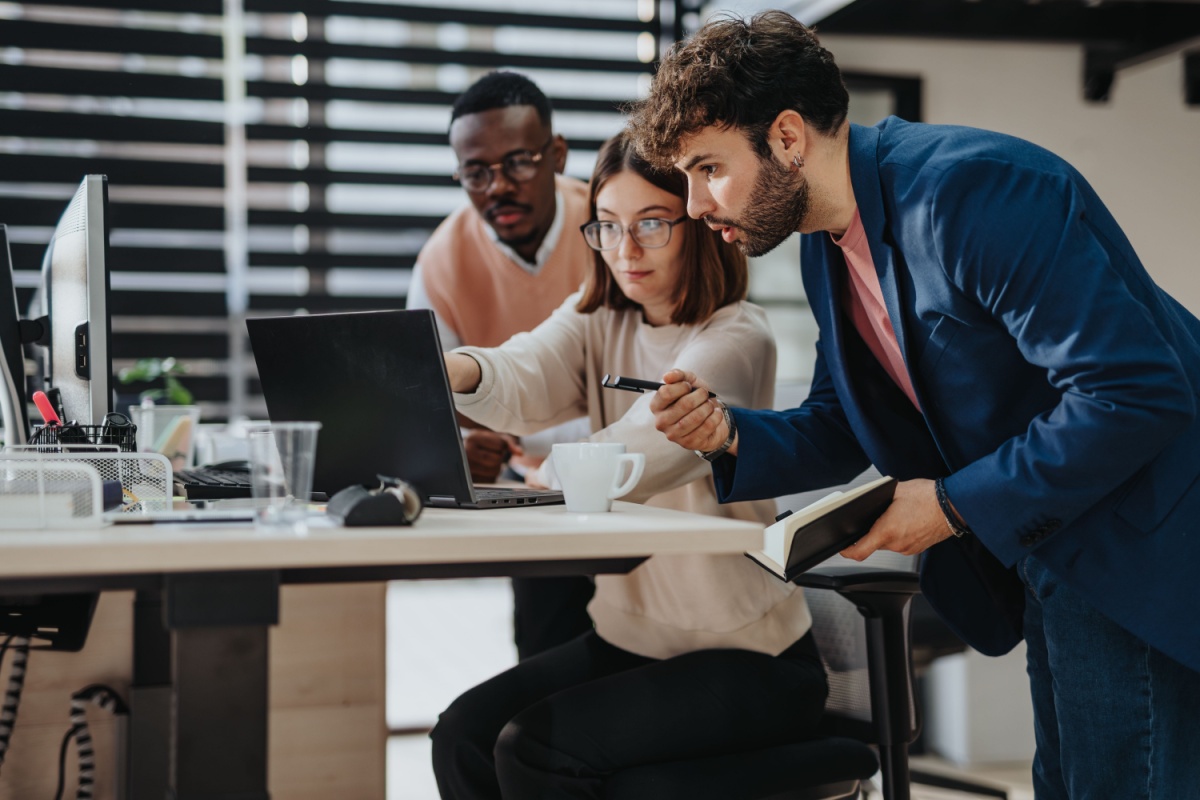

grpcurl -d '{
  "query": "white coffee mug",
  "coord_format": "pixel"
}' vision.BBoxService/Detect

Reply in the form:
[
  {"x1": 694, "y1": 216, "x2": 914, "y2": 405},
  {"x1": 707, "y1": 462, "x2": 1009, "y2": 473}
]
[{"x1": 551, "y1": 442, "x2": 645, "y2": 513}]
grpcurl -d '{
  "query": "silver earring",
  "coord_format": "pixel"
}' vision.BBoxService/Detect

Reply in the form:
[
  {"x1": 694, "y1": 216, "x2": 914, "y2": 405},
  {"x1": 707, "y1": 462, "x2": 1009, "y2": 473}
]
[{"x1": 792, "y1": 155, "x2": 805, "y2": 169}]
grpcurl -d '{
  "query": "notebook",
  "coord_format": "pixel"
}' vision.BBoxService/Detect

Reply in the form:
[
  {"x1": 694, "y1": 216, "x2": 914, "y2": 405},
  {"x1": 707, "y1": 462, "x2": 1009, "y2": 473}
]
[{"x1": 246, "y1": 309, "x2": 564, "y2": 509}]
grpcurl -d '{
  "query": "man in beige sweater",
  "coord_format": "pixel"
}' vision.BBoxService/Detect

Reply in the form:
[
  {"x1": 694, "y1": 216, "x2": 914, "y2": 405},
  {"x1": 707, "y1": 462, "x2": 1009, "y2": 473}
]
[{"x1": 405, "y1": 71, "x2": 594, "y2": 661}]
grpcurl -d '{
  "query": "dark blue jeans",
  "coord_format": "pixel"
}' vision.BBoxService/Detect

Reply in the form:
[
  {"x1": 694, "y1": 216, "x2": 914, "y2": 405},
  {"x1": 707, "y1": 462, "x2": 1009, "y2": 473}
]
[{"x1": 1019, "y1": 555, "x2": 1200, "y2": 799}]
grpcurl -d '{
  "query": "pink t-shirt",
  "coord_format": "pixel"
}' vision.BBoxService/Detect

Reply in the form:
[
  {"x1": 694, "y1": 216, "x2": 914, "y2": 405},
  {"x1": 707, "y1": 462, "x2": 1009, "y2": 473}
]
[{"x1": 831, "y1": 209, "x2": 921, "y2": 410}]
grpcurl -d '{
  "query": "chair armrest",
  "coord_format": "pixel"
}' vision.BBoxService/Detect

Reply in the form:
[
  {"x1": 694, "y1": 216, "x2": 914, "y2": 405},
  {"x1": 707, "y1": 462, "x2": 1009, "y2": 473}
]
[
  {"x1": 797, "y1": 564, "x2": 921, "y2": 752},
  {"x1": 793, "y1": 565, "x2": 920, "y2": 596}
]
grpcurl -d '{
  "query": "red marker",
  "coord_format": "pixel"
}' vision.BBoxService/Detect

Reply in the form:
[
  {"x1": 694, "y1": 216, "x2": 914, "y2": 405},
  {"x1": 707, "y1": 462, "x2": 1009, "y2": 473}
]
[{"x1": 32, "y1": 390, "x2": 61, "y2": 426}]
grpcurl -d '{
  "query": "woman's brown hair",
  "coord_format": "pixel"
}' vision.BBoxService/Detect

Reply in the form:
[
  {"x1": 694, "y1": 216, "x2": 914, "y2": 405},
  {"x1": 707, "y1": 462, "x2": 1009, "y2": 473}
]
[{"x1": 575, "y1": 130, "x2": 747, "y2": 325}]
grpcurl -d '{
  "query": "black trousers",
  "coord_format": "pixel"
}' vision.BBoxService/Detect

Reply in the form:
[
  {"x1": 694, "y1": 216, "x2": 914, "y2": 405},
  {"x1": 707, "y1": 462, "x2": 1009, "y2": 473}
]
[
  {"x1": 430, "y1": 630, "x2": 828, "y2": 799},
  {"x1": 511, "y1": 575, "x2": 595, "y2": 661}
]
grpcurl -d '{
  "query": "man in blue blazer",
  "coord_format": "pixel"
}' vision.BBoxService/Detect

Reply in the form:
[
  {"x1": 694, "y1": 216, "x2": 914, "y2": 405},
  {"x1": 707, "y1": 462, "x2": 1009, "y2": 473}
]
[{"x1": 630, "y1": 10, "x2": 1199, "y2": 799}]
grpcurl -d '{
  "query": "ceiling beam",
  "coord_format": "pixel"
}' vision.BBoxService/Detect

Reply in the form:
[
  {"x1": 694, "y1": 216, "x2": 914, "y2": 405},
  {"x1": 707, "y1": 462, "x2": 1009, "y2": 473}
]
[{"x1": 812, "y1": 0, "x2": 1200, "y2": 103}]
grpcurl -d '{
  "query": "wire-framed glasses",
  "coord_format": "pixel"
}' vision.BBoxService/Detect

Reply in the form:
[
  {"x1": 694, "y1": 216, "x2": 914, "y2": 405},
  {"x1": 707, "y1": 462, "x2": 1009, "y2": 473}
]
[
  {"x1": 454, "y1": 138, "x2": 554, "y2": 193},
  {"x1": 580, "y1": 216, "x2": 688, "y2": 251}
]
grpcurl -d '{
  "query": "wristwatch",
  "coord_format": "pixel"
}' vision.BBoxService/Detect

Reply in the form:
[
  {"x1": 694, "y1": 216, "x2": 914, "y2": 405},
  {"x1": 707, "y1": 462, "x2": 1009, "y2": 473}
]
[{"x1": 695, "y1": 401, "x2": 737, "y2": 462}]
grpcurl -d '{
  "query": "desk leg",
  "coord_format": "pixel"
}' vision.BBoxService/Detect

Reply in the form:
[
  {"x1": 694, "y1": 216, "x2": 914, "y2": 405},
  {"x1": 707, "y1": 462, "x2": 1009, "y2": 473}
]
[
  {"x1": 129, "y1": 589, "x2": 172, "y2": 800},
  {"x1": 165, "y1": 571, "x2": 280, "y2": 800}
]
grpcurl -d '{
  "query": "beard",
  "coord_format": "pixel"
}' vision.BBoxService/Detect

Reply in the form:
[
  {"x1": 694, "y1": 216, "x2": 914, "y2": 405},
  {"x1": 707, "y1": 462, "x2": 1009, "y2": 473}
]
[
  {"x1": 497, "y1": 227, "x2": 541, "y2": 250},
  {"x1": 706, "y1": 154, "x2": 809, "y2": 258}
]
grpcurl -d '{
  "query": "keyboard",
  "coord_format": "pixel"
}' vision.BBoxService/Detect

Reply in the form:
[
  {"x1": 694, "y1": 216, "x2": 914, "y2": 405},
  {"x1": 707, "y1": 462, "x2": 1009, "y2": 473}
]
[
  {"x1": 474, "y1": 487, "x2": 559, "y2": 501},
  {"x1": 174, "y1": 465, "x2": 253, "y2": 500}
]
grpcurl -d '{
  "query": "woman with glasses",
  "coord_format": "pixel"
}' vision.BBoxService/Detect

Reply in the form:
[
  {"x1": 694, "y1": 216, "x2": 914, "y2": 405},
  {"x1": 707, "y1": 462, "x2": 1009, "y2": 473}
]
[{"x1": 431, "y1": 129, "x2": 828, "y2": 800}]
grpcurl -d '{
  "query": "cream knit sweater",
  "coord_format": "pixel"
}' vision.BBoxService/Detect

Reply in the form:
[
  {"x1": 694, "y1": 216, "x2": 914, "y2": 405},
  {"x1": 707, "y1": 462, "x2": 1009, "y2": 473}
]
[{"x1": 453, "y1": 293, "x2": 812, "y2": 659}]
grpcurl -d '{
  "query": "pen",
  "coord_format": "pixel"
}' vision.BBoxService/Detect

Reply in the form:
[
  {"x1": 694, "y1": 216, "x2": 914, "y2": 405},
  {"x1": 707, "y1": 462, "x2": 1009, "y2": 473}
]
[
  {"x1": 602, "y1": 374, "x2": 664, "y2": 393},
  {"x1": 601, "y1": 374, "x2": 716, "y2": 399}
]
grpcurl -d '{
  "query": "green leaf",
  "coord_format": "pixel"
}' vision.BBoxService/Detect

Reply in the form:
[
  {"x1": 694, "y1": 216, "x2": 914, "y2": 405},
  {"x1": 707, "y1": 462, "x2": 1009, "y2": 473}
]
[{"x1": 121, "y1": 357, "x2": 193, "y2": 405}]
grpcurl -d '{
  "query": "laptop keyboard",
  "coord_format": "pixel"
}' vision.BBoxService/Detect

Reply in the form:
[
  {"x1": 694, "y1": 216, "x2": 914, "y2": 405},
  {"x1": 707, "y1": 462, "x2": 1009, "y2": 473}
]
[
  {"x1": 473, "y1": 487, "x2": 561, "y2": 501},
  {"x1": 175, "y1": 466, "x2": 253, "y2": 500},
  {"x1": 468, "y1": 484, "x2": 561, "y2": 503}
]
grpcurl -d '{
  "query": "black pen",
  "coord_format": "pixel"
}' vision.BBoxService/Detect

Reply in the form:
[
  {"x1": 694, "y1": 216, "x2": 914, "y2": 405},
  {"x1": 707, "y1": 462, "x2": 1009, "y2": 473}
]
[{"x1": 601, "y1": 374, "x2": 716, "y2": 399}]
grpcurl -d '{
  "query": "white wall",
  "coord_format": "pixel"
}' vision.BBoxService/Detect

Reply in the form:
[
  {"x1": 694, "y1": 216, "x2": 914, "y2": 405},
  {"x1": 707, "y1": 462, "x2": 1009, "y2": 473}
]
[{"x1": 818, "y1": 34, "x2": 1200, "y2": 313}]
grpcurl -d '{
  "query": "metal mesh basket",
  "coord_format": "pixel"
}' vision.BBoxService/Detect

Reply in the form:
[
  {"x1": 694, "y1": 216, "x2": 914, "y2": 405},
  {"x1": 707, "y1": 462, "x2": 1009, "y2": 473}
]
[
  {"x1": 29, "y1": 421, "x2": 137, "y2": 452},
  {"x1": 0, "y1": 457, "x2": 105, "y2": 528},
  {"x1": 1, "y1": 449, "x2": 173, "y2": 517}
]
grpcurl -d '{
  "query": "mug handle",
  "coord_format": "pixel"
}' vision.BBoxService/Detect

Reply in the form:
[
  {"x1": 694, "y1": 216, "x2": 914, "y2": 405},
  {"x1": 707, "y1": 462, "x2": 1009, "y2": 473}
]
[{"x1": 608, "y1": 453, "x2": 646, "y2": 500}]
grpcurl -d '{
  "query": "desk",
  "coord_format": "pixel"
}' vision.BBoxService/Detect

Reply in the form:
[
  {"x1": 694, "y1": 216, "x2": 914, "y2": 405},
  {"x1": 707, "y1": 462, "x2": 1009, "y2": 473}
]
[{"x1": 0, "y1": 502, "x2": 762, "y2": 800}]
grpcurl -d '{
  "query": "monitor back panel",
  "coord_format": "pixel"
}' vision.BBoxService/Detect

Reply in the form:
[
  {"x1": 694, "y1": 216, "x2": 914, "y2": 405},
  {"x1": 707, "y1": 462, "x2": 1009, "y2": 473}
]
[{"x1": 246, "y1": 309, "x2": 473, "y2": 501}]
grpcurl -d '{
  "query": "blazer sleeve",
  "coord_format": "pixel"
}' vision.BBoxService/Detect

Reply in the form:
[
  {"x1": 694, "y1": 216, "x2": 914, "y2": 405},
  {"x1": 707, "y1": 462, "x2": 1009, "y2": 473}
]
[
  {"x1": 714, "y1": 334, "x2": 872, "y2": 504},
  {"x1": 930, "y1": 159, "x2": 1196, "y2": 567}
]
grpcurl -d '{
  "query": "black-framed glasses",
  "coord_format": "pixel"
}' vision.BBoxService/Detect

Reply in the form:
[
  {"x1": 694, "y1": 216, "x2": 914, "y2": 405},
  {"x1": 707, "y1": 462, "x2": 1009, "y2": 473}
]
[
  {"x1": 454, "y1": 138, "x2": 554, "y2": 193},
  {"x1": 580, "y1": 216, "x2": 688, "y2": 251}
]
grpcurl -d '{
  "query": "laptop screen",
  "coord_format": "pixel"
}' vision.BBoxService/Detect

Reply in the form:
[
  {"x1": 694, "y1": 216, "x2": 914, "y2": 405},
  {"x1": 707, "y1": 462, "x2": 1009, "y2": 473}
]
[{"x1": 246, "y1": 309, "x2": 475, "y2": 501}]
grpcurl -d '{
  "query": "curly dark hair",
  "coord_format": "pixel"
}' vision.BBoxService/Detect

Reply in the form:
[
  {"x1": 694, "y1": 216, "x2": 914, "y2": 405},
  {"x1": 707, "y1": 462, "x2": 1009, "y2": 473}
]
[
  {"x1": 626, "y1": 10, "x2": 848, "y2": 169},
  {"x1": 575, "y1": 130, "x2": 747, "y2": 325}
]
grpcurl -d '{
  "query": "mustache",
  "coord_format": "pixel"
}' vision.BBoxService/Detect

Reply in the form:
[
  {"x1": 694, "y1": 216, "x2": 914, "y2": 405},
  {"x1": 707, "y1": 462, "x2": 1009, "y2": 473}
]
[
  {"x1": 703, "y1": 215, "x2": 738, "y2": 229},
  {"x1": 485, "y1": 201, "x2": 533, "y2": 221}
]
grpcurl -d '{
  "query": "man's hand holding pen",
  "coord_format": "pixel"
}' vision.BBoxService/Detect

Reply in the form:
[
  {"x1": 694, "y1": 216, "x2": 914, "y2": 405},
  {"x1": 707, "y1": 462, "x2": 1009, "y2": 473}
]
[{"x1": 649, "y1": 369, "x2": 734, "y2": 456}]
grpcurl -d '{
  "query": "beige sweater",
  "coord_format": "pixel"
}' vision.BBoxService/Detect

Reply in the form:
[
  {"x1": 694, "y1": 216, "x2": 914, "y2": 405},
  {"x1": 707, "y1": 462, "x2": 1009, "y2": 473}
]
[
  {"x1": 454, "y1": 294, "x2": 813, "y2": 659},
  {"x1": 417, "y1": 175, "x2": 591, "y2": 348}
]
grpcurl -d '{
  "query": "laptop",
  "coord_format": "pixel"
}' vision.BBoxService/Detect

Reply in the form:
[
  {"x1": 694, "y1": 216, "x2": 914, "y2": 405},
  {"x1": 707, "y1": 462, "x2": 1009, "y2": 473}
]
[{"x1": 246, "y1": 309, "x2": 564, "y2": 509}]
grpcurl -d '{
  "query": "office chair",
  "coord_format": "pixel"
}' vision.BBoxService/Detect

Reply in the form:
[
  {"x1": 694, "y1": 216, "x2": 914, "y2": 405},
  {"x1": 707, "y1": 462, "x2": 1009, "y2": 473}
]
[
  {"x1": 605, "y1": 558, "x2": 918, "y2": 800},
  {"x1": 607, "y1": 502, "x2": 1010, "y2": 800}
]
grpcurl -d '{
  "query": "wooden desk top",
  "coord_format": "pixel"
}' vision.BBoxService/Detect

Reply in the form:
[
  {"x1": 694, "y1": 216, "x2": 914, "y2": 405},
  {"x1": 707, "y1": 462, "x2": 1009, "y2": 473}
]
[{"x1": 0, "y1": 502, "x2": 763, "y2": 580}]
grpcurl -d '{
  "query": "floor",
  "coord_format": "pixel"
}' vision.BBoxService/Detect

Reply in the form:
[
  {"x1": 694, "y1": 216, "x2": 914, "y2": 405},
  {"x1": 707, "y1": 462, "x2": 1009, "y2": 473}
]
[{"x1": 384, "y1": 579, "x2": 1036, "y2": 800}]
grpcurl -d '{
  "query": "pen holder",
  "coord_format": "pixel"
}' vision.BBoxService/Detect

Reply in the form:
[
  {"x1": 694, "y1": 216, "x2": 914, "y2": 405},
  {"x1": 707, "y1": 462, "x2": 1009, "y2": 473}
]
[{"x1": 29, "y1": 422, "x2": 138, "y2": 452}]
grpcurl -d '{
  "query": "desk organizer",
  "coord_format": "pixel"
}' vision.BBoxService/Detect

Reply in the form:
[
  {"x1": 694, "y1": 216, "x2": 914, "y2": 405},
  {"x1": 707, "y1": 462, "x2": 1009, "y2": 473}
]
[
  {"x1": 1, "y1": 448, "x2": 173, "y2": 527},
  {"x1": 0, "y1": 456, "x2": 105, "y2": 528},
  {"x1": 29, "y1": 422, "x2": 138, "y2": 452}
]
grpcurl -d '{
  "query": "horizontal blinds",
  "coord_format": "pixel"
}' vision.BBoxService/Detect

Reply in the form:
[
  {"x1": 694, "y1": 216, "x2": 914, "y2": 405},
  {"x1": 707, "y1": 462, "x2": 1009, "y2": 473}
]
[
  {"x1": 240, "y1": 0, "x2": 656, "y2": 311},
  {"x1": 0, "y1": 1, "x2": 231, "y2": 416},
  {"x1": 236, "y1": 0, "x2": 657, "y2": 415},
  {"x1": 0, "y1": 0, "x2": 658, "y2": 419}
]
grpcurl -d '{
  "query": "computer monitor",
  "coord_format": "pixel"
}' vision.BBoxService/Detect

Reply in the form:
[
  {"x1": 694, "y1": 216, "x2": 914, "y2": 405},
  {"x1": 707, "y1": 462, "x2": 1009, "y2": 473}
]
[
  {"x1": 25, "y1": 175, "x2": 113, "y2": 426},
  {"x1": 0, "y1": 224, "x2": 30, "y2": 445}
]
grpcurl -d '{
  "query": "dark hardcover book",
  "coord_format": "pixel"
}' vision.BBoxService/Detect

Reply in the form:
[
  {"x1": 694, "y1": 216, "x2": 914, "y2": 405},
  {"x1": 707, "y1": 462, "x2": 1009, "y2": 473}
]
[{"x1": 746, "y1": 476, "x2": 898, "y2": 581}]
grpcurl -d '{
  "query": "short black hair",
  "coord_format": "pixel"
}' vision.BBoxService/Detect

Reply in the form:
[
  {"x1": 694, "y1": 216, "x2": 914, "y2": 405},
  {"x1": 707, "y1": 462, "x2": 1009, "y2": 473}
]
[{"x1": 450, "y1": 71, "x2": 553, "y2": 129}]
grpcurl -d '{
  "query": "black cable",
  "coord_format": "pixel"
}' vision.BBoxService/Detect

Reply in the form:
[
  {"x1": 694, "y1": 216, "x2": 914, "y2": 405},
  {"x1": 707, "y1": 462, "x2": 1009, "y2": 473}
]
[
  {"x1": 56, "y1": 684, "x2": 128, "y2": 800},
  {"x1": 0, "y1": 633, "x2": 11, "y2": 776},
  {"x1": 0, "y1": 634, "x2": 30, "y2": 776},
  {"x1": 53, "y1": 724, "x2": 82, "y2": 800}
]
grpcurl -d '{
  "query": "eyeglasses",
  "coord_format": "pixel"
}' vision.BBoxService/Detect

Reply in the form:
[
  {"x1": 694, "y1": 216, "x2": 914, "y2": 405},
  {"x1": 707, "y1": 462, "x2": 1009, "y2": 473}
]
[
  {"x1": 454, "y1": 138, "x2": 554, "y2": 193},
  {"x1": 580, "y1": 216, "x2": 689, "y2": 251}
]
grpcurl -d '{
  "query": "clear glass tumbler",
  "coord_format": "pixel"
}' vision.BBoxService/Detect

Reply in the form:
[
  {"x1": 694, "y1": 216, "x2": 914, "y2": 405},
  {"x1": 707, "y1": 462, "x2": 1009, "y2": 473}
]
[{"x1": 247, "y1": 421, "x2": 321, "y2": 533}]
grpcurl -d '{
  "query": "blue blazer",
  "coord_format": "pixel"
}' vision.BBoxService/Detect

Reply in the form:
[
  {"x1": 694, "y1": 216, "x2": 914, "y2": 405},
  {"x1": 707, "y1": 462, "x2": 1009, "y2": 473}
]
[{"x1": 716, "y1": 117, "x2": 1200, "y2": 672}]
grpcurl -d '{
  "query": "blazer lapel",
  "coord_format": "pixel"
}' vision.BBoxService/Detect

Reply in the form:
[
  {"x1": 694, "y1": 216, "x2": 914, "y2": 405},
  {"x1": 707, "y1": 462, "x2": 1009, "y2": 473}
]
[{"x1": 847, "y1": 124, "x2": 915, "y2": 391}]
